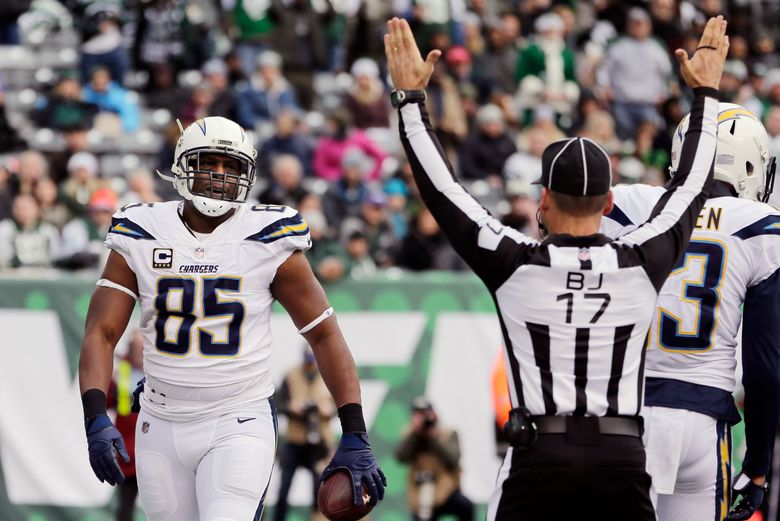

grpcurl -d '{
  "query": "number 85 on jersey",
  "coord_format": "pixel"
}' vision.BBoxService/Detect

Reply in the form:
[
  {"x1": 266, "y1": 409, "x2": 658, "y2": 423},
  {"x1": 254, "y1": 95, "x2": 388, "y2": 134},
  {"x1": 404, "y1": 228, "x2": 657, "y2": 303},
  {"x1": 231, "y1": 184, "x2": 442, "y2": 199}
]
[{"x1": 154, "y1": 276, "x2": 246, "y2": 357}]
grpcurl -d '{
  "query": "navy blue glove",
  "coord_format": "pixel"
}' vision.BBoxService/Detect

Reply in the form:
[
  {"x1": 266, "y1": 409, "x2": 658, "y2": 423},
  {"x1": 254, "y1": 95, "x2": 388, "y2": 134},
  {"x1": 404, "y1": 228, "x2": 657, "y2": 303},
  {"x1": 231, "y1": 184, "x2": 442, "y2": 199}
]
[
  {"x1": 130, "y1": 377, "x2": 145, "y2": 414},
  {"x1": 86, "y1": 414, "x2": 130, "y2": 486},
  {"x1": 320, "y1": 432, "x2": 387, "y2": 506},
  {"x1": 727, "y1": 472, "x2": 768, "y2": 520}
]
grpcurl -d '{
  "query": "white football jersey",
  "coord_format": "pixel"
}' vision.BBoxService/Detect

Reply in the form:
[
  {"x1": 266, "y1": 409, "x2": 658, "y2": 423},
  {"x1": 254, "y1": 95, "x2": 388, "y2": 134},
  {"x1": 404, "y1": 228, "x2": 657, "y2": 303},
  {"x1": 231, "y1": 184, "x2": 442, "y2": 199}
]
[
  {"x1": 105, "y1": 201, "x2": 311, "y2": 419},
  {"x1": 603, "y1": 185, "x2": 780, "y2": 393}
]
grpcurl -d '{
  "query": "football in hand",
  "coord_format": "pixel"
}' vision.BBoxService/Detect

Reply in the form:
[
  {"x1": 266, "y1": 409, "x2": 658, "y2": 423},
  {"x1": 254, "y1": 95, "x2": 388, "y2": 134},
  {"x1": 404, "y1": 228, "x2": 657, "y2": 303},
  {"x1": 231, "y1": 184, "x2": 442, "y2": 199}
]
[{"x1": 317, "y1": 470, "x2": 374, "y2": 521}]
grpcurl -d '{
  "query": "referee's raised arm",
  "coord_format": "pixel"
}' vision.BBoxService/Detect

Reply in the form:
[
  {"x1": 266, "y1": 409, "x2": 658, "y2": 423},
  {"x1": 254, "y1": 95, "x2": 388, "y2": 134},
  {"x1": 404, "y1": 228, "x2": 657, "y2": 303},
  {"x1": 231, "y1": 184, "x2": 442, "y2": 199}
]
[
  {"x1": 386, "y1": 15, "x2": 733, "y2": 521},
  {"x1": 617, "y1": 18, "x2": 729, "y2": 290},
  {"x1": 386, "y1": 18, "x2": 537, "y2": 291}
]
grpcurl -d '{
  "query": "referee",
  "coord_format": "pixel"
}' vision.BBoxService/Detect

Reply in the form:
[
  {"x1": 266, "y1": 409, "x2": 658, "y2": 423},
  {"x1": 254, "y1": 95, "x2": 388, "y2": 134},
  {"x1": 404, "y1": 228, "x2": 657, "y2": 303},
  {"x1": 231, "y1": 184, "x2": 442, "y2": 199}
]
[{"x1": 385, "y1": 16, "x2": 729, "y2": 521}]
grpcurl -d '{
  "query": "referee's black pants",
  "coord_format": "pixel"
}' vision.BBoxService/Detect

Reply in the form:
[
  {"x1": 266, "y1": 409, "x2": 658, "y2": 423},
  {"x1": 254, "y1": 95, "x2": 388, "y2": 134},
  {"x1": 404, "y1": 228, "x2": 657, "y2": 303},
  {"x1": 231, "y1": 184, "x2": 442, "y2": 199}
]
[{"x1": 492, "y1": 429, "x2": 655, "y2": 520}]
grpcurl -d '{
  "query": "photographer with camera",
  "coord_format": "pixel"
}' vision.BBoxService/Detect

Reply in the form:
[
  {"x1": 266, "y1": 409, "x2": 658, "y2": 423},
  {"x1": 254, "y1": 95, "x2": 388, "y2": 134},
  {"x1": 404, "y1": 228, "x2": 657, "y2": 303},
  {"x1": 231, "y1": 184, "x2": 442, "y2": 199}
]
[
  {"x1": 396, "y1": 397, "x2": 474, "y2": 521},
  {"x1": 274, "y1": 348, "x2": 336, "y2": 521}
]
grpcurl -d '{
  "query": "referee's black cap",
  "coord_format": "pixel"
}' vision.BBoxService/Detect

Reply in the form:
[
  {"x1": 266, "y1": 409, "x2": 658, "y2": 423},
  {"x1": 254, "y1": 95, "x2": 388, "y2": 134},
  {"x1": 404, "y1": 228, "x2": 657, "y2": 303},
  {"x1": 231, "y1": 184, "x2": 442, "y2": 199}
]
[{"x1": 535, "y1": 137, "x2": 612, "y2": 196}]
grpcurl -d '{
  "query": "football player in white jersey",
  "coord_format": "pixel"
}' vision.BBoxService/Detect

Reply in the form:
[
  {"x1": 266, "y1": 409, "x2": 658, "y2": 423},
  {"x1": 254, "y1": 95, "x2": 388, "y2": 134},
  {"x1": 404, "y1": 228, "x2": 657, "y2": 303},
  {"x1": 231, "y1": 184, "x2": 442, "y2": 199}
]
[
  {"x1": 601, "y1": 103, "x2": 780, "y2": 521},
  {"x1": 78, "y1": 116, "x2": 386, "y2": 521}
]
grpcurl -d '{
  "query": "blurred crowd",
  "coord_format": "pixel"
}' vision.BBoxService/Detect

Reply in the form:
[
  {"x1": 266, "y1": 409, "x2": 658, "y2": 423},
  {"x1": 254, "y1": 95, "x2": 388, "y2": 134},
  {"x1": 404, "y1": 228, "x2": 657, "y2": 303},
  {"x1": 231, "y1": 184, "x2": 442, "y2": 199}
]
[{"x1": 2, "y1": 0, "x2": 780, "y2": 281}]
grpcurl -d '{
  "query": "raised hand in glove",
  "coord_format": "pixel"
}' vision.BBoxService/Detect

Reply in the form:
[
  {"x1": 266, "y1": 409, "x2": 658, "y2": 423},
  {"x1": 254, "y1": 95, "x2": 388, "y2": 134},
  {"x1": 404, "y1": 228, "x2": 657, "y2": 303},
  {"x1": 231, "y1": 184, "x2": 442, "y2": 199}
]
[
  {"x1": 86, "y1": 414, "x2": 130, "y2": 486},
  {"x1": 726, "y1": 471, "x2": 768, "y2": 521},
  {"x1": 320, "y1": 432, "x2": 387, "y2": 506}
]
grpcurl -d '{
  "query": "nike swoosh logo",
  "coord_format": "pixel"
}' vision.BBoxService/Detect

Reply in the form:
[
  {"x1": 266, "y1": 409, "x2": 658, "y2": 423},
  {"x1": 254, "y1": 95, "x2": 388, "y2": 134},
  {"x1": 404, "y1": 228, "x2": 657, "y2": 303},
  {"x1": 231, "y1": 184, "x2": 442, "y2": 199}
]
[{"x1": 237, "y1": 417, "x2": 256, "y2": 424}]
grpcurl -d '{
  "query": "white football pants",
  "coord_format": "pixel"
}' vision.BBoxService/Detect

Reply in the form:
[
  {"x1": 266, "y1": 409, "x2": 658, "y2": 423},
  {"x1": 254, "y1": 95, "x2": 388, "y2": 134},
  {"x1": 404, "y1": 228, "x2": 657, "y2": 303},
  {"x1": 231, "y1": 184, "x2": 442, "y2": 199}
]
[
  {"x1": 643, "y1": 406, "x2": 731, "y2": 521},
  {"x1": 134, "y1": 398, "x2": 277, "y2": 521}
]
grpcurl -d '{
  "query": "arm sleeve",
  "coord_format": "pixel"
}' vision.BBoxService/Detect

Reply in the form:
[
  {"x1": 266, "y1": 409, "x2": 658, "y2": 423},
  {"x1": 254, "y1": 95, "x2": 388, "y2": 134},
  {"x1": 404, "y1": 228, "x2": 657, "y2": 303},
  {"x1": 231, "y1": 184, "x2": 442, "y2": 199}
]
[
  {"x1": 398, "y1": 100, "x2": 536, "y2": 291},
  {"x1": 104, "y1": 213, "x2": 132, "y2": 259},
  {"x1": 270, "y1": 211, "x2": 312, "y2": 256},
  {"x1": 102, "y1": 205, "x2": 156, "y2": 267},
  {"x1": 601, "y1": 184, "x2": 666, "y2": 239},
  {"x1": 246, "y1": 207, "x2": 312, "y2": 274},
  {"x1": 617, "y1": 89, "x2": 719, "y2": 290},
  {"x1": 741, "y1": 270, "x2": 780, "y2": 478}
]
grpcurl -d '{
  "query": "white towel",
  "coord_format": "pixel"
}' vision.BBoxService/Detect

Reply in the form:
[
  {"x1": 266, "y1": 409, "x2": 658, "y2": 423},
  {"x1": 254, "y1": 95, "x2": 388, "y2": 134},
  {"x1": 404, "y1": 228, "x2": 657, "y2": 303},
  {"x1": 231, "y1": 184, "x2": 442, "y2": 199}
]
[{"x1": 644, "y1": 406, "x2": 686, "y2": 495}]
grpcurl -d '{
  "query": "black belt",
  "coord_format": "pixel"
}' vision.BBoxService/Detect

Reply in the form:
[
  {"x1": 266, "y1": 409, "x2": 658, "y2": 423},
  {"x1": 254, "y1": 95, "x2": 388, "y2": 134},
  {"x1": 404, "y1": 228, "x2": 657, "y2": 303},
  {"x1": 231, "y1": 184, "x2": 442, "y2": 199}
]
[{"x1": 532, "y1": 415, "x2": 642, "y2": 438}]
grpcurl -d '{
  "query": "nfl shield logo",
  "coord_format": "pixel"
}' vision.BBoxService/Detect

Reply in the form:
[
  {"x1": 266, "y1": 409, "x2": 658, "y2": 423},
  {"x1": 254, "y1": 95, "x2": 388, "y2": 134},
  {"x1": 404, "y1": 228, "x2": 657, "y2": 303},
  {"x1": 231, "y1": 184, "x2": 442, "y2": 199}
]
[
  {"x1": 194, "y1": 247, "x2": 205, "y2": 259},
  {"x1": 578, "y1": 248, "x2": 590, "y2": 262},
  {"x1": 142, "y1": 421, "x2": 149, "y2": 433}
]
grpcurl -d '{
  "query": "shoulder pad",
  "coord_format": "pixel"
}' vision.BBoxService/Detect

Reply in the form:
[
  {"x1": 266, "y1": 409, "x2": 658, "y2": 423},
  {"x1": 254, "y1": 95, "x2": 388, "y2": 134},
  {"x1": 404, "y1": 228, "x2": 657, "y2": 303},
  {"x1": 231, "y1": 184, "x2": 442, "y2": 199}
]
[
  {"x1": 109, "y1": 202, "x2": 158, "y2": 240},
  {"x1": 733, "y1": 212, "x2": 780, "y2": 240},
  {"x1": 244, "y1": 205, "x2": 309, "y2": 244}
]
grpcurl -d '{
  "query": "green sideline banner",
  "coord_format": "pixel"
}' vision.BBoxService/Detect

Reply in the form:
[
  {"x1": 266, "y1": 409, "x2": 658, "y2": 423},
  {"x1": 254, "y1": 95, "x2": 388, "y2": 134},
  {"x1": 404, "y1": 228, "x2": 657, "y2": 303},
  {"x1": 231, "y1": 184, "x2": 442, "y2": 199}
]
[{"x1": 0, "y1": 273, "x2": 746, "y2": 521}]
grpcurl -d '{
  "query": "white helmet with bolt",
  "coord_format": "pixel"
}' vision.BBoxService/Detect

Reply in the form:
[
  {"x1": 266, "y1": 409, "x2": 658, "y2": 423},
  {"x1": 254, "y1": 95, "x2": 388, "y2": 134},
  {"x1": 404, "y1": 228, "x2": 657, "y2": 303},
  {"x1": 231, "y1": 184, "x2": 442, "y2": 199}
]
[
  {"x1": 158, "y1": 117, "x2": 257, "y2": 217},
  {"x1": 670, "y1": 102, "x2": 776, "y2": 203}
]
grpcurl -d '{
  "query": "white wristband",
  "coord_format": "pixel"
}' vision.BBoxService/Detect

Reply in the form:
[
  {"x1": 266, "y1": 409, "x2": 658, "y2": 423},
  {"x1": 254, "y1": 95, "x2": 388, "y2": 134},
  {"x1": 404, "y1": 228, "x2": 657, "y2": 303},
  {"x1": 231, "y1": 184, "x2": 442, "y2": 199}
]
[
  {"x1": 96, "y1": 278, "x2": 138, "y2": 300},
  {"x1": 298, "y1": 307, "x2": 334, "y2": 335}
]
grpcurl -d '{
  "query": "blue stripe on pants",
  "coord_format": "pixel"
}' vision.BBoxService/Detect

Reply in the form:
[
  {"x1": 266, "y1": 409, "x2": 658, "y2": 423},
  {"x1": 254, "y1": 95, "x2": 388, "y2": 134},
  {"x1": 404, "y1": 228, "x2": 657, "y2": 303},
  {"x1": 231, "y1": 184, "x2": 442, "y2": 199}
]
[{"x1": 714, "y1": 419, "x2": 732, "y2": 521}]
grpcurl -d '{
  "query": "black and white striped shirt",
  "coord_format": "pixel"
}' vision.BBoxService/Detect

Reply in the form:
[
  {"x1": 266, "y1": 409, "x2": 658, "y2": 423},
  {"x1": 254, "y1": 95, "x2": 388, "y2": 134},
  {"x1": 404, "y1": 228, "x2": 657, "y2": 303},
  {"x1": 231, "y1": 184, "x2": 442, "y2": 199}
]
[{"x1": 398, "y1": 90, "x2": 719, "y2": 418}]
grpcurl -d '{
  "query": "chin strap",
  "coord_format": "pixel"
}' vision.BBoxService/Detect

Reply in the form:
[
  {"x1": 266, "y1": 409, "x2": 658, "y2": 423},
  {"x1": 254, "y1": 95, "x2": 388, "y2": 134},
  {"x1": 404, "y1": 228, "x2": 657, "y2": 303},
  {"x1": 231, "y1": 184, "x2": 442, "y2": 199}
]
[
  {"x1": 761, "y1": 156, "x2": 777, "y2": 203},
  {"x1": 190, "y1": 195, "x2": 234, "y2": 217},
  {"x1": 155, "y1": 169, "x2": 176, "y2": 182}
]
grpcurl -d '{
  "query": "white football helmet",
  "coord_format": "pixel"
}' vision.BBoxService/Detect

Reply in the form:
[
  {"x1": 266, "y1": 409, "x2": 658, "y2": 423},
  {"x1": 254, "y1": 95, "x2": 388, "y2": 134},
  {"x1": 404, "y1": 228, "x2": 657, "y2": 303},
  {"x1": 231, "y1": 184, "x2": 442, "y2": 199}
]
[
  {"x1": 670, "y1": 102, "x2": 776, "y2": 202},
  {"x1": 158, "y1": 117, "x2": 257, "y2": 217}
]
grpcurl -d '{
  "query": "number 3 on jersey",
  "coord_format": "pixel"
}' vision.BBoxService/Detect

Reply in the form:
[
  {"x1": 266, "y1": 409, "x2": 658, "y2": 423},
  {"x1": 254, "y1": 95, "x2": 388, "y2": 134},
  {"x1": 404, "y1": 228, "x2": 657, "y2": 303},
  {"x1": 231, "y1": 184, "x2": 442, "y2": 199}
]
[
  {"x1": 658, "y1": 239, "x2": 727, "y2": 352},
  {"x1": 155, "y1": 277, "x2": 245, "y2": 357}
]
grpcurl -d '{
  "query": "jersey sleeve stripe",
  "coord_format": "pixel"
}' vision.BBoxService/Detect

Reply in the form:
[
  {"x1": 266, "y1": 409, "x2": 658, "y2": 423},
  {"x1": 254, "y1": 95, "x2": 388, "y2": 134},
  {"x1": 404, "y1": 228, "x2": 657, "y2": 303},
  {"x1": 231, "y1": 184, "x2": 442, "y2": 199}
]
[
  {"x1": 399, "y1": 102, "x2": 515, "y2": 232},
  {"x1": 245, "y1": 214, "x2": 310, "y2": 243},
  {"x1": 732, "y1": 214, "x2": 780, "y2": 240},
  {"x1": 604, "y1": 204, "x2": 634, "y2": 227},
  {"x1": 109, "y1": 217, "x2": 156, "y2": 240}
]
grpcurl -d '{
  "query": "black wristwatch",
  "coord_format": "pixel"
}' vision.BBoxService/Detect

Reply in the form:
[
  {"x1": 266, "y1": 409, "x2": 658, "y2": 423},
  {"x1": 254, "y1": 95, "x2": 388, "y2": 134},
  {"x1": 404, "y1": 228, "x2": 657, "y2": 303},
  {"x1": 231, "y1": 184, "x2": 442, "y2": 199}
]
[{"x1": 390, "y1": 89, "x2": 426, "y2": 108}]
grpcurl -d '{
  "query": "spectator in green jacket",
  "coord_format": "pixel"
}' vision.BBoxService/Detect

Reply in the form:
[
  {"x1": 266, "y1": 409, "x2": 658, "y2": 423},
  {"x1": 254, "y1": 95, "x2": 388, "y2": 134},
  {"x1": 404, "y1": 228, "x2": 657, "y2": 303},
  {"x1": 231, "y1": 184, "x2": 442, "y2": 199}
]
[{"x1": 514, "y1": 12, "x2": 578, "y2": 127}]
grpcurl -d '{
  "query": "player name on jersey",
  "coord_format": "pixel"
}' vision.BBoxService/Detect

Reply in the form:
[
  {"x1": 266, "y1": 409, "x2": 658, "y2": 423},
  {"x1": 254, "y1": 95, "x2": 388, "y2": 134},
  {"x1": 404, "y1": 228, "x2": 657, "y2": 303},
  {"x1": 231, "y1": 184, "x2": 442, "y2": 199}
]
[{"x1": 694, "y1": 206, "x2": 723, "y2": 231}]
